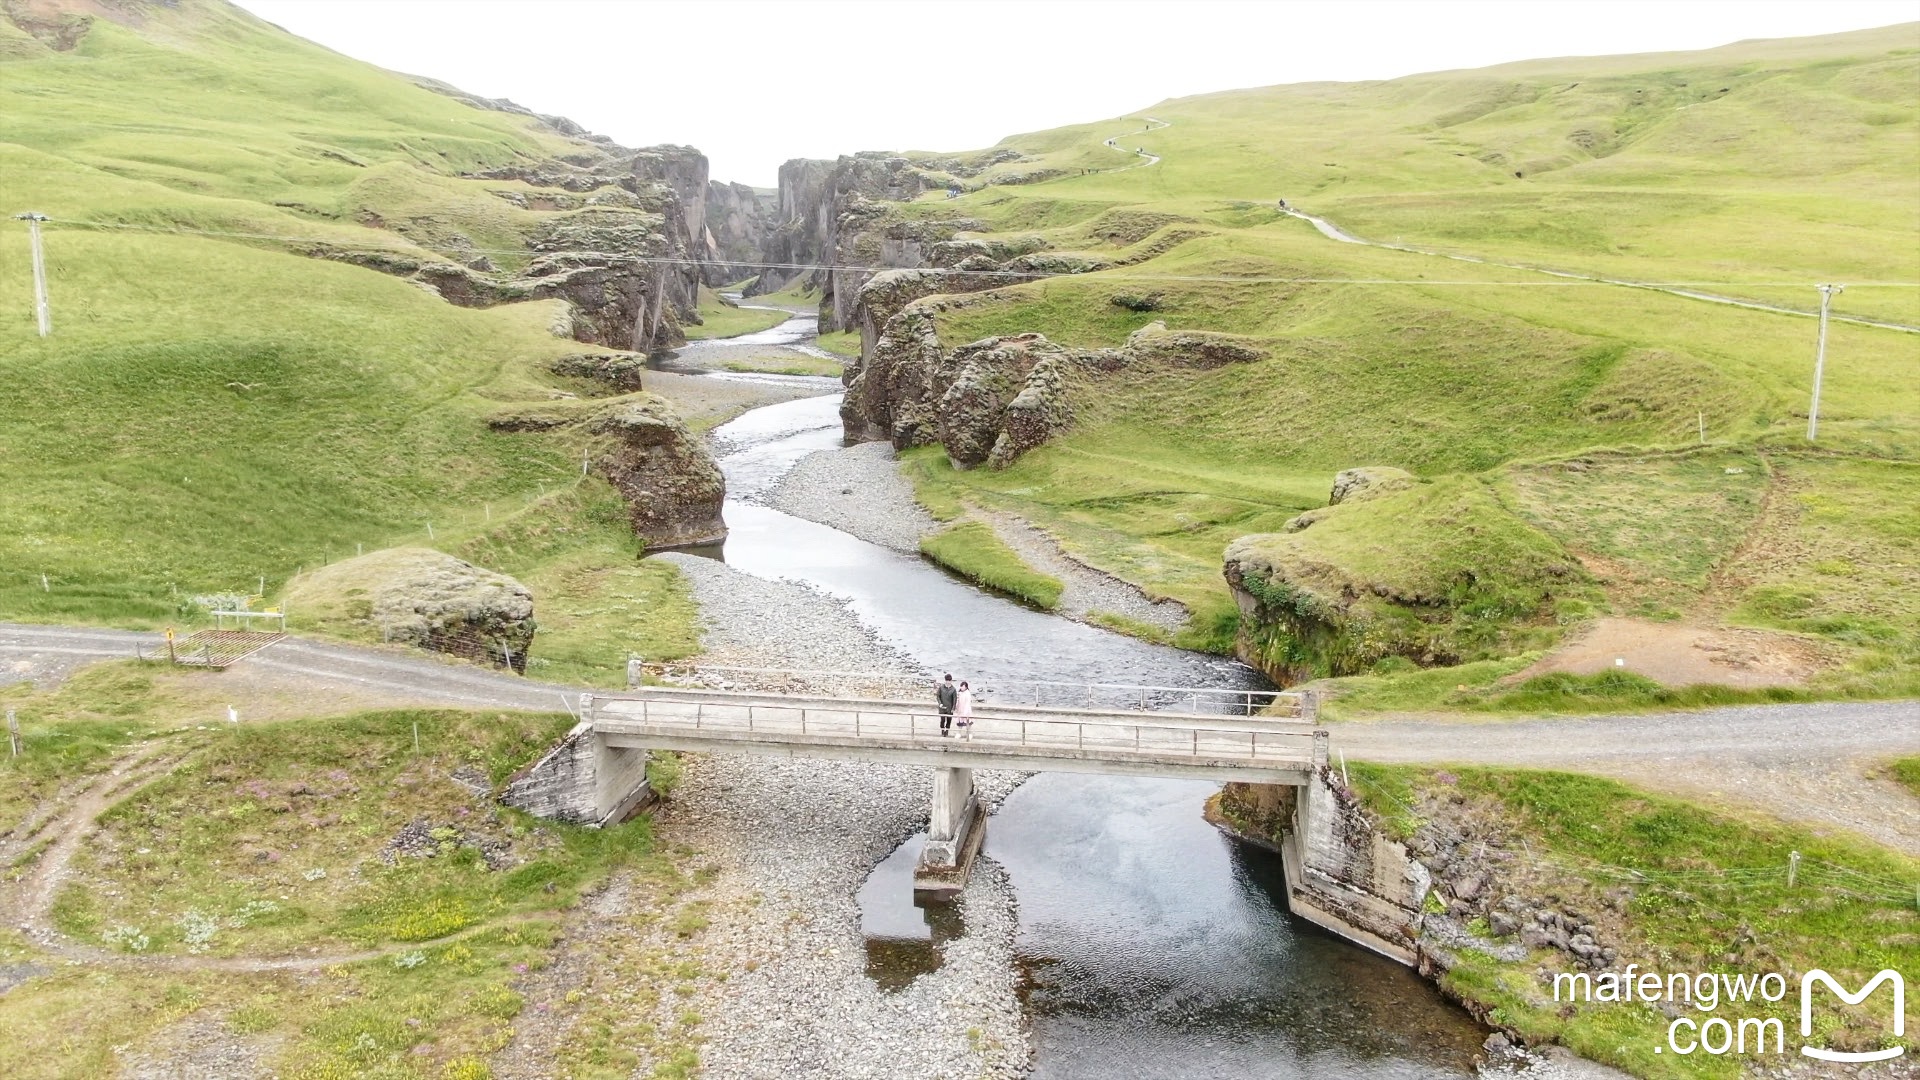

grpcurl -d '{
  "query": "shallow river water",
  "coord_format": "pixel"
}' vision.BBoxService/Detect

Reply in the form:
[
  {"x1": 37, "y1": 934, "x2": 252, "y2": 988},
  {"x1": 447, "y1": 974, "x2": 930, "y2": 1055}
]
[{"x1": 677, "y1": 323, "x2": 1492, "y2": 1077}]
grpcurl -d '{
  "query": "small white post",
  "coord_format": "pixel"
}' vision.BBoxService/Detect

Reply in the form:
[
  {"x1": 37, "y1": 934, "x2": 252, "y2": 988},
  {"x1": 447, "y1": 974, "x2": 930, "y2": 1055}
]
[
  {"x1": 7, "y1": 709, "x2": 18, "y2": 757},
  {"x1": 1807, "y1": 284, "x2": 1843, "y2": 441},
  {"x1": 412, "y1": 721, "x2": 420, "y2": 753},
  {"x1": 258, "y1": 575, "x2": 265, "y2": 597},
  {"x1": 426, "y1": 522, "x2": 435, "y2": 540},
  {"x1": 357, "y1": 542, "x2": 363, "y2": 556},
  {"x1": 40, "y1": 574, "x2": 48, "y2": 592},
  {"x1": 1697, "y1": 411, "x2": 1705, "y2": 444},
  {"x1": 582, "y1": 448, "x2": 590, "y2": 476},
  {"x1": 15, "y1": 212, "x2": 51, "y2": 337},
  {"x1": 1787, "y1": 850, "x2": 1800, "y2": 887},
  {"x1": 485, "y1": 502, "x2": 491, "y2": 521},
  {"x1": 226, "y1": 705, "x2": 238, "y2": 724}
]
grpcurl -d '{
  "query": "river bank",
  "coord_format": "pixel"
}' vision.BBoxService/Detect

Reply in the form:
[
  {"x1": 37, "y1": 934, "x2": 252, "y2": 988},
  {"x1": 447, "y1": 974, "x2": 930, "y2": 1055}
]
[{"x1": 764, "y1": 440, "x2": 1187, "y2": 636}]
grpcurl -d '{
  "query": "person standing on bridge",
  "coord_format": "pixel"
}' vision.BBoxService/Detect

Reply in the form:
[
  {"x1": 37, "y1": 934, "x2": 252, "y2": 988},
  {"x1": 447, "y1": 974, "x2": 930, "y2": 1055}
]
[
  {"x1": 955, "y1": 681, "x2": 976, "y2": 741},
  {"x1": 937, "y1": 674, "x2": 958, "y2": 737}
]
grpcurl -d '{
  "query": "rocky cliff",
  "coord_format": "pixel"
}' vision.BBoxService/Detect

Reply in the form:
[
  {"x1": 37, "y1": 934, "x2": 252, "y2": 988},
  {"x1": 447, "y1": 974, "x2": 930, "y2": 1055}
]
[
  {"x1": 751, "y1": 152, "x2": 971, "y2": 330},
  {"x1": 705, "y1": 180, "x2": 778, "y2": 286},
  {"x1": 843, "y1": 271, "x2": 1263, "y2": 470}
]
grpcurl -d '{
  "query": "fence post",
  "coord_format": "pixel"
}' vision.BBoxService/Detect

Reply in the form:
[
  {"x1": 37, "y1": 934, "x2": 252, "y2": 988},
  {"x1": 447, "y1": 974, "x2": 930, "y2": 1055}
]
[
  {"x1": 165, "y1": 627, "x2": 177, "y2": 664},
  {"x1": 1787, "y1": 850, "x2": 1800, "y2": 888},
  {"x1": 7, "y1": 709, "x2": 18, "y2": 758}
]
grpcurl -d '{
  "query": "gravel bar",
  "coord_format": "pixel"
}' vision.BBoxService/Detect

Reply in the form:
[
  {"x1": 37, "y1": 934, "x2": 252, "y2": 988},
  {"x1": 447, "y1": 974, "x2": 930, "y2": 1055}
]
[
  {"x1": 645, "y1": 552, "x2": 1032, "y2": 1077},
  {"x1": 765, "y1": 441, "x2": 937, "y2": 555},
  {"x1": 765, "y1": 441, "x2": 1187, "y2": 634}
]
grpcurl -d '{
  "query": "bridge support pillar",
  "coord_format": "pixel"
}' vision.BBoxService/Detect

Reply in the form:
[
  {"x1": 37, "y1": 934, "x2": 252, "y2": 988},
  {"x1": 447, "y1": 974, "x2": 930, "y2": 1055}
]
[{"x1": 913, "y1": 766, "x2": 985, "y2": 899}]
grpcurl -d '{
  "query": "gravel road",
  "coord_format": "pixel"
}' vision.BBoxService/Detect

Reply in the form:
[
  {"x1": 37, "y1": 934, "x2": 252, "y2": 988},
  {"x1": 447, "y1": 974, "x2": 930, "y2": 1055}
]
[
  {"x1": 5, "y1": 622, "x2": 1915, "y2": 853},
  {"x1": 1338, "y1": 700, "x2": 1920, "y2": 854}
]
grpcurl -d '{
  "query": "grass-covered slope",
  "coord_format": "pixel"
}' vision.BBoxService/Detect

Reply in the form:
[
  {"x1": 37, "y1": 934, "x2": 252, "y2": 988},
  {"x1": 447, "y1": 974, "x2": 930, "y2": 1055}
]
[
  {"x1": 878, "y1": 24, "x2": 1919, "y2": 691},
  {"x1": 0, "y1": 665, "x2": 711, "y2": 1078},
  {"x1": 1344, "y1": 764, "x2": 1920, "y2": 1078},
  {"x1": 0, "y1": 0, "x2": 700, "y2": 677}
]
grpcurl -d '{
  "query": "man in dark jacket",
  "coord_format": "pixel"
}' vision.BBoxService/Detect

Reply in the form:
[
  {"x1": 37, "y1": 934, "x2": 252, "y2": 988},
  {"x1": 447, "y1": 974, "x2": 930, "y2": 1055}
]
[{"x1": 936, "y1": 674, "x2": 958, "y2": 736}]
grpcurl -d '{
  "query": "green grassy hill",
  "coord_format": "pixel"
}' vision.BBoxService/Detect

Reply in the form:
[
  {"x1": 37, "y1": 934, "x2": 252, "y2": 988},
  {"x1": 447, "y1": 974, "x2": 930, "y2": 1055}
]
[
  {"x1": 882, "y1": 23, "x2": 1920, "y2": 698},
  {"x1": 0, "y1": 0, "x2": 705, "y2": 681}
]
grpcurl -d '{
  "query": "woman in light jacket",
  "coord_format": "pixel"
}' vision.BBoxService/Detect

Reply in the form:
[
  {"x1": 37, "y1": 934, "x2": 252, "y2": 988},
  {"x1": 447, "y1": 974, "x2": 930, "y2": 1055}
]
[{"x1": 955, "y1": 681, "x2": 976, "y2": 741}]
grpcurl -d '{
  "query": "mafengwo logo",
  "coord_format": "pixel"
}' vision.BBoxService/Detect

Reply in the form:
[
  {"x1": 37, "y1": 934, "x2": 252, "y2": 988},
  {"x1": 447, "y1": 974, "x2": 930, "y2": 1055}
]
[
  {"x1": 1552, "y1": 965, "x2": 1909, "y2": 1059},
  {"x1": 1801, "y1": 969, "x2": 1904, "y2": 1063}
]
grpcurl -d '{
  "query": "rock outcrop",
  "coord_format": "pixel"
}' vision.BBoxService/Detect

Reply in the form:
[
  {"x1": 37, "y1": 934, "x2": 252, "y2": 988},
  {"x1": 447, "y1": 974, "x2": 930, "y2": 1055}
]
[
  {"x1": 1330, "y1": 466, "x2": 1415, "y2": 505},
  {"x1": 1223, "y1": 476, "x2": 1588, "y2": 683},
  {"x1": 704, "y1": 180, "x2": 778, "y2": 286},
  {"x1": 1286, "y1": 466, "x2": 1416, "y2": 531},
  {"x1": 488, "y1": 393, "x2": 727, "y2": 550},
  {"x1": 589, "y1": 398, "x2": 727, "y2": 549},
  {"x1": 548, "y1": 351, "x2": 648, "y2": 394},
  {"x1": 752, "y1": 153, "x2": 988, "y2": 330},
  {"x1": 284, "y1": 547, "x2": 537, "y2": 672},
  {"x1": 840, "y1": 274, "x2": 1265, "y2": 469},
  {"x1": 324, "y1": 142, "x2": 721, "y2": 353}
]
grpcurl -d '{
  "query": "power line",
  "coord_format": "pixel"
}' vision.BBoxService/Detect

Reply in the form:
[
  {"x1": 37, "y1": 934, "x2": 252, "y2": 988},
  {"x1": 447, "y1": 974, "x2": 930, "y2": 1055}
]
[{"x1": 42, "y1": 217, "x2": 1920, "y2": 290}]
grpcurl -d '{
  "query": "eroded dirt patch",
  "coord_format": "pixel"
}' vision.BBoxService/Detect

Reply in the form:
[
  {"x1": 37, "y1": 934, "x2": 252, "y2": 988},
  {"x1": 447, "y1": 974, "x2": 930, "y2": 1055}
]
[{"x1": 1514, "y1": 617, "x2": 1827, "y2": 688}]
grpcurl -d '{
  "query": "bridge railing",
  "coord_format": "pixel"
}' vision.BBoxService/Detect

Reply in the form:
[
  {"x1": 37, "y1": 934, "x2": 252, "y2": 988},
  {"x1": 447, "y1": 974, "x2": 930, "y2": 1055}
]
[
  {"x1": 631, "y1": 661, "x2": 1313, "y2": 720},
  {"x1": 585, "y1": 688, "x2": 1327, "y2": 770}
]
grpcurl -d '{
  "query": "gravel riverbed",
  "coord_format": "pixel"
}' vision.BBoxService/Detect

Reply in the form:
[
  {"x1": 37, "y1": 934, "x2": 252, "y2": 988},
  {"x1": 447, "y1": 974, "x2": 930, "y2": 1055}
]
[
  {"x1": 644, "y1": 552, "x2": 1032, "y2": 1078},
  {"x1": 764, "y1": 440, "x2": 936, "y2": 555}
]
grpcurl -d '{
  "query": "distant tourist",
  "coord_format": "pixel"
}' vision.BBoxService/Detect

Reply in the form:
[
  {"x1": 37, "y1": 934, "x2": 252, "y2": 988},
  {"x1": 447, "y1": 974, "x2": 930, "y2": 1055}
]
[
  {"x1": 937, "y1": 673, "x2": 958, "y2": 736},
  {"x1": 955, "y1": 681, "x2": 976, "y2": 741}
]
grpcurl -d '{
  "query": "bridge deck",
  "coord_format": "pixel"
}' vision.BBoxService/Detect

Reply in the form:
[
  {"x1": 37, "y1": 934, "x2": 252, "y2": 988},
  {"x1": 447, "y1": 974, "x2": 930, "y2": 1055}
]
[{"x1": 585, "y1": 688, "x2": 1325, "y2": 783}]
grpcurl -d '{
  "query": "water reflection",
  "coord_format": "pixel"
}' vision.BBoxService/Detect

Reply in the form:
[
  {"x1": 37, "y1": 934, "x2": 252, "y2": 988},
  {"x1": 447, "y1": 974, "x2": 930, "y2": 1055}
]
[{"x1": 856, "y1": 832, "x2": 965, "y2": 991}]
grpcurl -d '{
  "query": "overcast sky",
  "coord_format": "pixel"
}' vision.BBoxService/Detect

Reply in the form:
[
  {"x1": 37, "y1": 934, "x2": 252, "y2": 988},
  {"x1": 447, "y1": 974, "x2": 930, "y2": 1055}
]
[{"x1": 238, "y1": 0, "x2": 1916, "y2": 186}]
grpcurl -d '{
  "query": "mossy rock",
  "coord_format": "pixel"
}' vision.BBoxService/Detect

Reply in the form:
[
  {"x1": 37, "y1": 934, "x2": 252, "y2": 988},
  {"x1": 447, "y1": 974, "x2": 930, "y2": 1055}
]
[{"x1": 285, "y1": 547, "x2": 536, "y2": 671}]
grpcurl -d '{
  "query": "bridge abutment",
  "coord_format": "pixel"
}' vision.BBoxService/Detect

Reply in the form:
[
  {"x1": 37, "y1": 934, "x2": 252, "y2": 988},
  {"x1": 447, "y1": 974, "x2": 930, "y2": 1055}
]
[
  {"x1": 1211, "y1": 772, "x2": 1429, "y2": 966},
  {"x1": 501, "y1": 711, "x2": 655, "y2": 827},
  {"x1": 914, "y1": 766, "x2": 987, "y2": 898}
]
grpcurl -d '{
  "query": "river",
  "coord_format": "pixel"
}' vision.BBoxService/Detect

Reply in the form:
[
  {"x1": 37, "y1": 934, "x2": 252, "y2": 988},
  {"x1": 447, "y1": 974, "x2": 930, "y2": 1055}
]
[{"x1": 669, "y1": 313, "x2": 1492, "y2": 1077}]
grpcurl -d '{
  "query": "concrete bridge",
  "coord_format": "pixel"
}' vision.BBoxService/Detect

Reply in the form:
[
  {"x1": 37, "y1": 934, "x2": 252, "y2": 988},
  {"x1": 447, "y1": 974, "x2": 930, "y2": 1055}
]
[{"x1": 504, "y1": 680, "x2": 1325, "y2": 897}]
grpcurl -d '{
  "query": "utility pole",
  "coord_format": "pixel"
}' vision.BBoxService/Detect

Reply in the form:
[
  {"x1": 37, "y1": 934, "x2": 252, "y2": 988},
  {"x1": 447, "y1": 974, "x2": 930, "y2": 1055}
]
[
  {"x1": 14, "y1": 212, "x2": 51, "y2": 337},
  {"x1": 1807, "y1": 283, "x2": 1843, "y2": 441}
]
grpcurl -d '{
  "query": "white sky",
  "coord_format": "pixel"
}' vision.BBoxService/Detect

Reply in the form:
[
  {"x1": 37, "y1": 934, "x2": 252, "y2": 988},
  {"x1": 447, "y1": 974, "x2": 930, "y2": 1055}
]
[{"x1": 237, "y1": 0, "x2": 1917, "y2": 186}]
